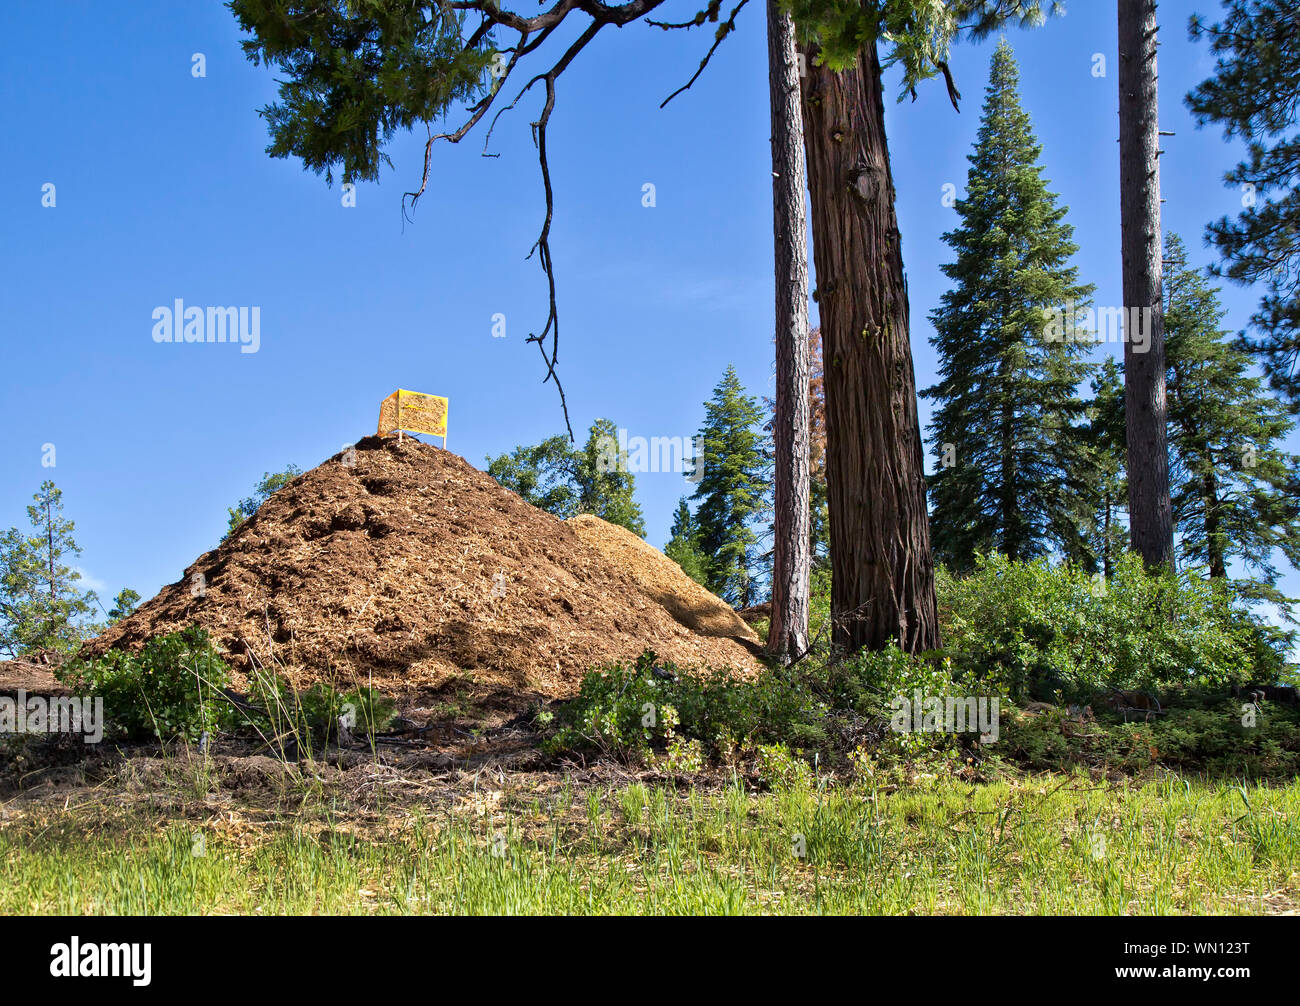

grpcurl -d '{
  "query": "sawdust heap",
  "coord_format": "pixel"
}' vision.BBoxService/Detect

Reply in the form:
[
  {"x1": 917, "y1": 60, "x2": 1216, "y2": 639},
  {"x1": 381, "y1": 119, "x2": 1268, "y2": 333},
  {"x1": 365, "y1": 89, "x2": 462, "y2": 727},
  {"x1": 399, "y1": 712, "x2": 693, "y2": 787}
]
[
  {"x1": 85, "y1": 436, "x2": 760, "y2": 697},
  {"x1": 566, "y1": 515, "x2": 758, "y2": 644}
]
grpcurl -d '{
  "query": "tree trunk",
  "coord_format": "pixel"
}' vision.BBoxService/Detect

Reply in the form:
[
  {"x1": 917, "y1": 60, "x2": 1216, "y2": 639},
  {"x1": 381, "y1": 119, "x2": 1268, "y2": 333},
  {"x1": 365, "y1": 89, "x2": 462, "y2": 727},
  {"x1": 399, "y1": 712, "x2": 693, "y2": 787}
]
[
  {"x1": 1102, "y1": 491, "x2": 1112, "y2": 579},
  {"x1": 998, "y1": 350, "x2": 1016, "y2": 561},
  {"x1": 766, "y1": 0, "x2": 811, "y2": 663},
  {"x1": 46, "y1": 498, "x2": 56, "y2": 600},
  {"x1": 1118, "y1": 0, "x2": 1174, "y2": 570},
  {"x1": 1202, "y1": 464, "x2": 1227, "y2": 579},
  {"x1": 800, "y1": 41, "x2": 939, "y2": 654}
]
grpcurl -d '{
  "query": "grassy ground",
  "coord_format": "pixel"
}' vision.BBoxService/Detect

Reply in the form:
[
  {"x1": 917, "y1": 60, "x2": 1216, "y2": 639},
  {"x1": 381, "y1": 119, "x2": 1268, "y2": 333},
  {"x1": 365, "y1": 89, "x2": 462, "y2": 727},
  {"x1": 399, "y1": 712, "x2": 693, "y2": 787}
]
[{"x1": 3, "y1": 755, "x2": 1297, "y2": 914}]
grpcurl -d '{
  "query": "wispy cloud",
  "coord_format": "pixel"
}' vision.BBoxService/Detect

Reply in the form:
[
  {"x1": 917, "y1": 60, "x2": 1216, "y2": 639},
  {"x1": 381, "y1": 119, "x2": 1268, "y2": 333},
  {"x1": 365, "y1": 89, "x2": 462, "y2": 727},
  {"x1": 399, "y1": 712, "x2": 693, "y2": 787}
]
[{"x1": 73, "y1": 567, "x2": 108, "y2": 593}]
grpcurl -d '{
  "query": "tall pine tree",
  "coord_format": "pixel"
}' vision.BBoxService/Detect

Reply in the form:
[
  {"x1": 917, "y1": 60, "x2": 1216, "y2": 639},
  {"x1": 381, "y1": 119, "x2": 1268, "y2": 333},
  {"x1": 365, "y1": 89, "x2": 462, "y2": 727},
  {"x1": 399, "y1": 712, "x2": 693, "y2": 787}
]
[
  {"x1": 762, "y1": 327, "x2": 829, "y2": 567},
  {"x1": 922, "y1": 39, "x2": 1096, "y2": 572},
  {"x1": 0, "y1": 481, "x2": 98, "y2": 658},
  {"x1": 1162, "y1": 233, "x2": 1300, "y2": 611},
  {"x1": 1081, "y1": 356, "x2": 1129, "y2": 577},
  {"x1": 691, "y1": 366, "x2": 768, "y2": 606},
  {"x1": 1187, "y1": 0, "x2": 1300, "y2": 405},
  {"x1": 1117, "y1": 0, "x2": 1174, "y2": 570},
  {"x1": 765, "y1": 0, "x2": 813, "y2": 662},
  {"x1": 664, "y1": 497, "x2": 710, "y2": 587}
]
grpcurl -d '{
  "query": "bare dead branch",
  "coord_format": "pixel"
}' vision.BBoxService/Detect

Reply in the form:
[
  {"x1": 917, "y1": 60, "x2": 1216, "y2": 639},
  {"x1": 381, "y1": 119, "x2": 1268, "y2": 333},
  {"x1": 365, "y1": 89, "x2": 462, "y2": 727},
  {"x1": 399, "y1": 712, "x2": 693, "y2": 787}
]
[
  {"x1": 657, "y1": 0, "x2": 751, "y2": 109},
  {"x1": 395, "y1": 0, "x2": 670, "y2": 440}
]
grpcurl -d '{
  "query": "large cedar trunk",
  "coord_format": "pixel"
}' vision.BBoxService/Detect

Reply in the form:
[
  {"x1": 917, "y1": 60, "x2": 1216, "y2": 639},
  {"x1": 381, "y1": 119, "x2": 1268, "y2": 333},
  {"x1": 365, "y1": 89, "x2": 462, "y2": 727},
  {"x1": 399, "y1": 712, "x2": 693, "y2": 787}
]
[
  {"x1": 800, "y1": 42, "x2": 939, "y2": 654},
  {"x1": 1118, "y1": 0, "x2": 1174, "y2": 569},
  {"x1": 766, "y1": 0, "x2": 812, "y2": 662}
]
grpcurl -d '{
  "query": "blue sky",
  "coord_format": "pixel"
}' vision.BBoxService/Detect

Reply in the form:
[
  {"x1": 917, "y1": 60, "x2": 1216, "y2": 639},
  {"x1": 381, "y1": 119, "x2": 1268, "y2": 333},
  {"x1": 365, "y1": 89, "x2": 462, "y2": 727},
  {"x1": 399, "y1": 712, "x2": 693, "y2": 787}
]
[{"x1": 1, "y1": 0, "x2": 1295, "y2": 629}]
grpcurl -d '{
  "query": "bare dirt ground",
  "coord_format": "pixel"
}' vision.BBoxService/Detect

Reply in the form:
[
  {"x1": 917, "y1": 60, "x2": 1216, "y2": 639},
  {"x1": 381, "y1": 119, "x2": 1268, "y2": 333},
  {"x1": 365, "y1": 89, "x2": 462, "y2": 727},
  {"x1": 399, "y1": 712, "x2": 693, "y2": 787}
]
[
  {"x1": 0, "y1": 678, "x2": 716, "y2": 824},
  {"x1": 0, "y1": 660, "x2": 64, "y2": 696},
  {"x1": 0, "y1": 657, "x2": 563, "y2": 804}
]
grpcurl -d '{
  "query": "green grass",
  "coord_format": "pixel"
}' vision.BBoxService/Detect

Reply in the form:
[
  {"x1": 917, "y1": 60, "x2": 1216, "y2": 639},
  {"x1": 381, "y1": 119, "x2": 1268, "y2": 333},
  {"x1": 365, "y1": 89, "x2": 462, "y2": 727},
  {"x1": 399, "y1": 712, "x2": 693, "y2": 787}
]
[{"x1": 4, "y1": 771, "x2": 1297, "y2": 914}]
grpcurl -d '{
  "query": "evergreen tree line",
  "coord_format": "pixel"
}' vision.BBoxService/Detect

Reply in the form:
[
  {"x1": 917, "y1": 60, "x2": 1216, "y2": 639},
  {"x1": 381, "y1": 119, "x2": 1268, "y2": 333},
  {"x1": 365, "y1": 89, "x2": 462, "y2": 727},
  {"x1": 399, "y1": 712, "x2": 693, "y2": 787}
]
[
  {"x1": 924, "y1": 41, "x2": 1299, "y2": 627},
  {"x1": 486, "y1": 368, "x2": 776, "y2": 608},
  {"x1": 487, "y1": 352, "x2": 824, "y2": 611}
]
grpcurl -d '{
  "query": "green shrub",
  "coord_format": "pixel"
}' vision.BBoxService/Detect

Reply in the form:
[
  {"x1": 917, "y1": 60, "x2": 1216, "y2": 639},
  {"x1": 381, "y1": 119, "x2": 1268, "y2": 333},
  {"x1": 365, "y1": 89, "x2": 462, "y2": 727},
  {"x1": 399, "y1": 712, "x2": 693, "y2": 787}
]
[
  {"x1": 813, "y1": 645, "x2": 955, "y2": 715},
  {"x1": 58, "y1": 627, "x2": 397, "y2": 749},
  {"x1": 58, "y1": 627, "x2": 236, "y2": 741},
  {"x1": 545, "y1": 650, "x2": 829, "y2": 764},
  {"x1": 546, "y1": 646, "x2": 963, "y2": 768},
  {"x1": 553, "y1": 553, "x2": 1294, "y2": 779},
  {"x1": 935, "y1": 552, "x2": 1279, "y2": 701},
  {"x1": 751, "y1": 742, "x2": 813, "y2": 788}
]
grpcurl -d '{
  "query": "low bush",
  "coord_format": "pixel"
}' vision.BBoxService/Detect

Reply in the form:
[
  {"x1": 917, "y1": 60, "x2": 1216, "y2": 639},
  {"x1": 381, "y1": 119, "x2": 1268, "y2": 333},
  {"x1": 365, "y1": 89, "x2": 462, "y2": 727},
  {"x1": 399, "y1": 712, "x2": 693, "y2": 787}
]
[
  {"x1": 550, "y1": 553, "x2": 1296, "y2": 778},
  {"x1": 59, "y1": 626, "x2": 396, "y2": 748},
  {"x1": 1000, "y1": 694, "x2": 1300, "y2": 777},
  {"x1": 545, "y1": 646, "x2": 950, "y2": 767},
  {"x1": 935, "y1": 552, "x2": 1288, "y2": 701},
  {"x1": 543, "y1": 650, "x2": 827, "y2": 764},
  {"x1": 57, "y1": 626, "x2": 236, "y2": 741}
]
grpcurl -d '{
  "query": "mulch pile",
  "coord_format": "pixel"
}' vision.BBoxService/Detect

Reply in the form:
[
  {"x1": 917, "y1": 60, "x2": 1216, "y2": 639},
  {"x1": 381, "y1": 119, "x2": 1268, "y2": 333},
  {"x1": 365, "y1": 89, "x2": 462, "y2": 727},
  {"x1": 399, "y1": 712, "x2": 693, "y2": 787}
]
[
  {"x1": 84, "y1": 435, "x2": 760, "y2": 697},
  {"x1": 566, "y1": 515, "x2": 758, "y2": 644}
]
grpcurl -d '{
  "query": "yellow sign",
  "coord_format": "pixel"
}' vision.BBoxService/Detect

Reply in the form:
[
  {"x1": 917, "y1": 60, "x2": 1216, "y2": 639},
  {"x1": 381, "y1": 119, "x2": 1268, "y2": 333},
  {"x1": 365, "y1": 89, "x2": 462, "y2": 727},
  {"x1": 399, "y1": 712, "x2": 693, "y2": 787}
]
[{"x1": 378, "y1": 389, "x2": 448, "y2": 448}]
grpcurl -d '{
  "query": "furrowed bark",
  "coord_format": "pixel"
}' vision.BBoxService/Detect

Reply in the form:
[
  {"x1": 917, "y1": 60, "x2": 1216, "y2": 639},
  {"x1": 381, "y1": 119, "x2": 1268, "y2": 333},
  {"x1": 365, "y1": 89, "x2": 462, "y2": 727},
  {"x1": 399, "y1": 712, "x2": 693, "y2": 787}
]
[
  {"x1": 1118, "y1": 0, "x2": 1174, "y2": 570},
  {"x1": 800, "y1": 41, "x2": 939, "y2": 654},
  {"x1": 766, "y1": 0, "x2": 811, "y2": 662}
]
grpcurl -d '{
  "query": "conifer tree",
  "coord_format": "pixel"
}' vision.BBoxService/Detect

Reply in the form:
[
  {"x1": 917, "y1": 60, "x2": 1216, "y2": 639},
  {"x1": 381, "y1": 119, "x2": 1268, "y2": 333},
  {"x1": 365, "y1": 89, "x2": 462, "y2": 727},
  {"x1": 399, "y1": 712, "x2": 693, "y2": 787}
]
[
  {"x1": 762, "y1": 326, "x2": 828, "y2": 565},
  {"x1": 765, "y1": 0, "x2": 812, "y2": 662},
  {"x1": 107, "y1": 587, "x2": 141, "y2": 623},
  {"x1": 0, "y1": 481, "x2": 98, "y2": 658},
  {"x1": 922, "y1": 40, "x2": 1095, "y2": 572},
  {"x1": 1081, "y1": 356, "x2": 1129, "y2": 577},
  {"x1": 664, "y1": 497, "x2": 710, "y2": 587},
  {"x1": 1187, "y1": 0, "x2": 1300, "y2": 405},
  {"x1": 1117, "y1": 0, "x2": 1174, "y2": 570},
  {"x1": 1162, "y1": 233, "x2": 1300, "y2": 611},
  {"x1": 691, "y1": 366, "x2": 768, "y2": 606}
]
